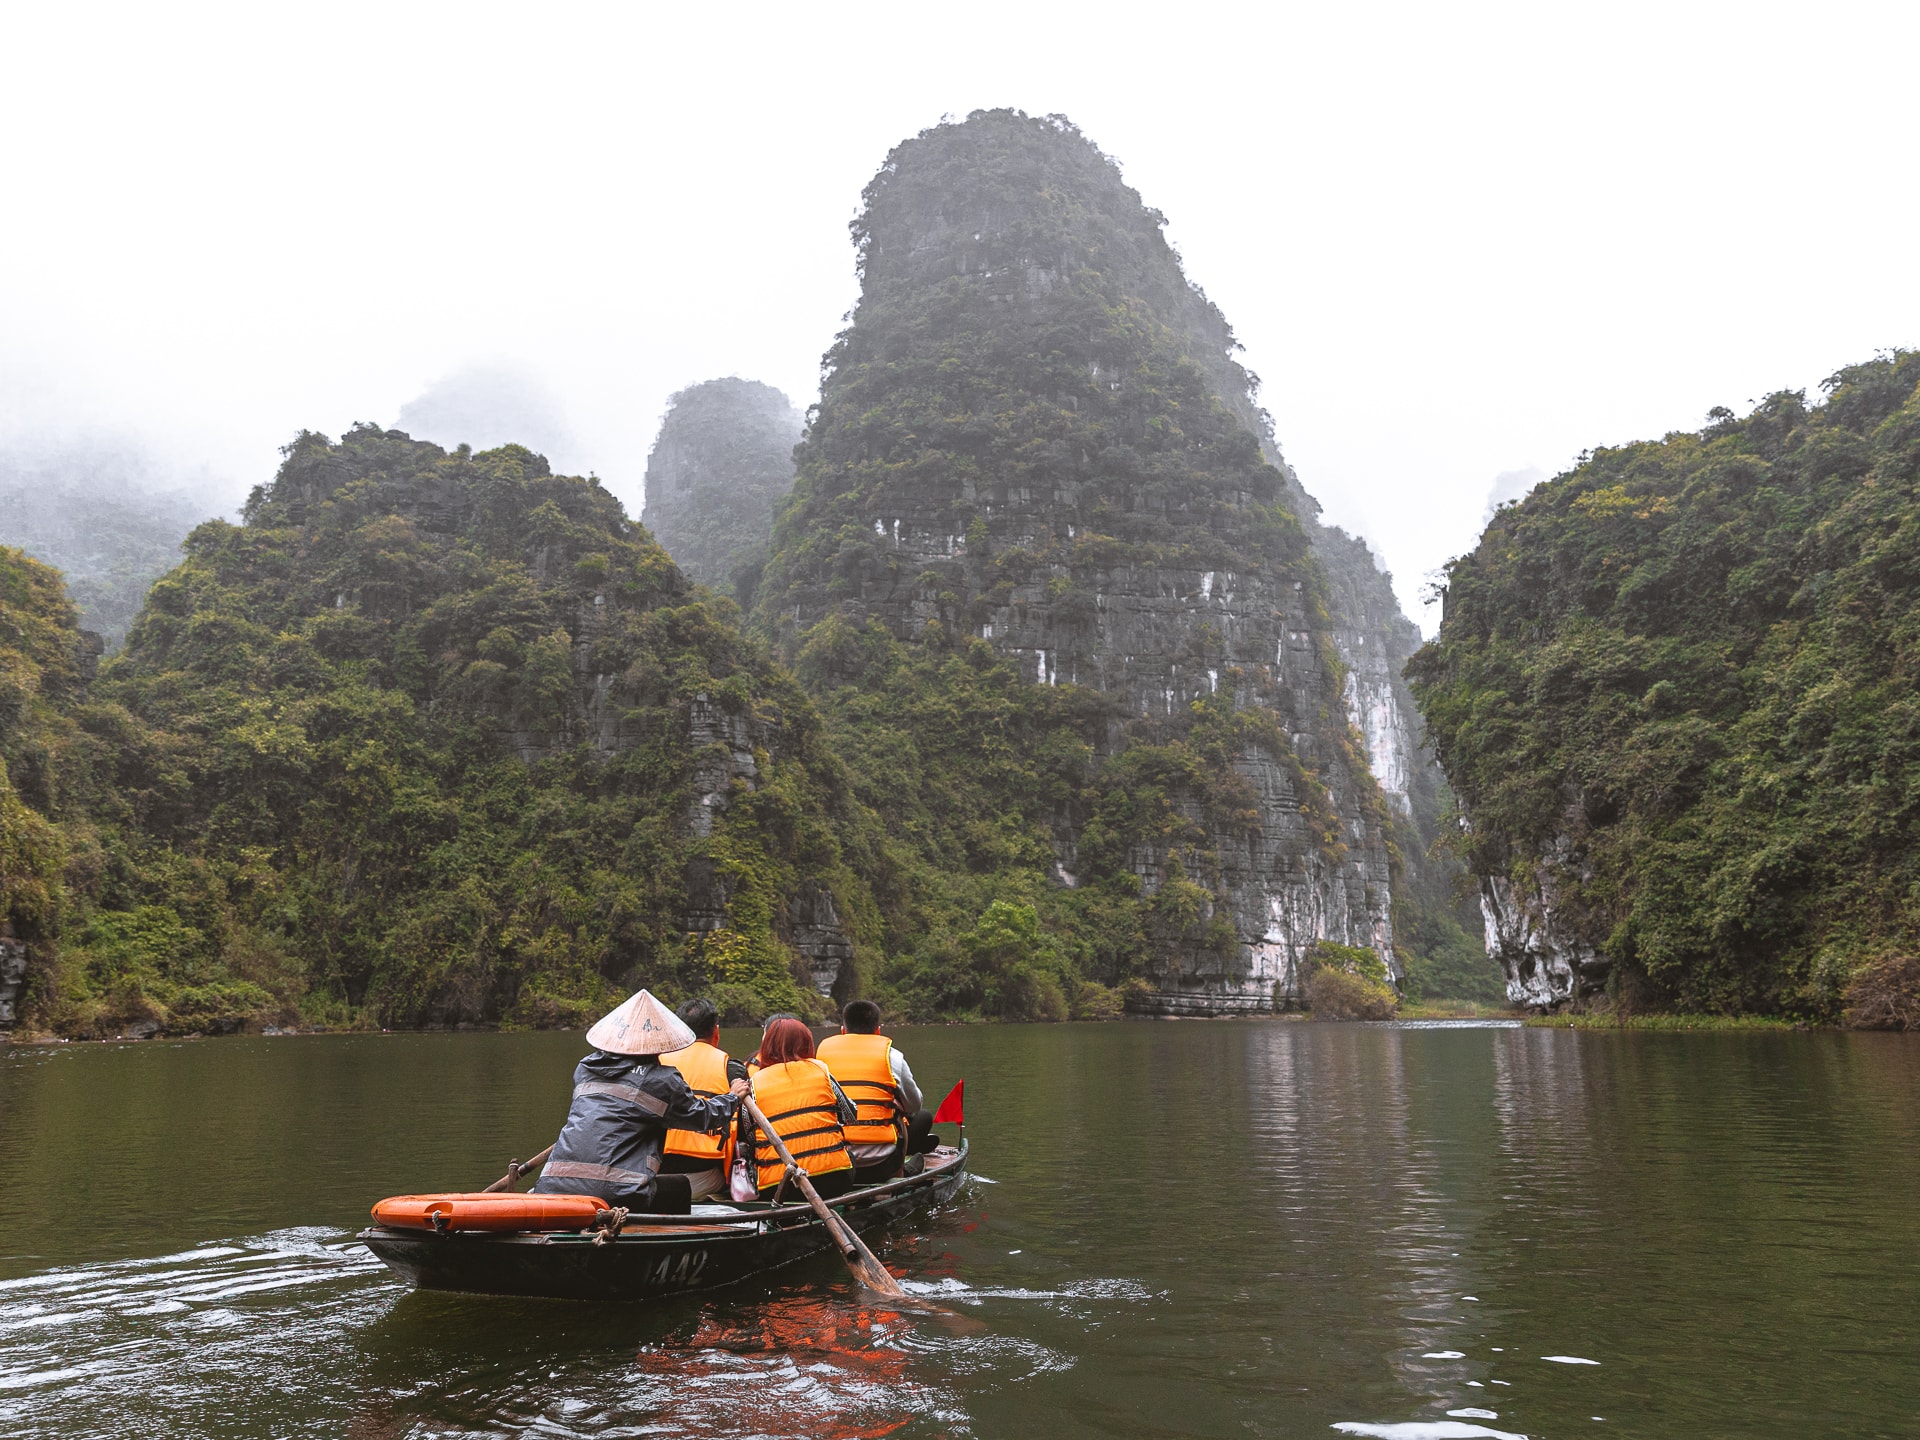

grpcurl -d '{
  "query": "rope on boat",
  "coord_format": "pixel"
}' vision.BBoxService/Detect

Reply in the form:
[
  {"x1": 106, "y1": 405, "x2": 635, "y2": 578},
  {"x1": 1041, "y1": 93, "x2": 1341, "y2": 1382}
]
[{"x1": 589, "y1": 1206, "x2": 630, "y2": 1245}]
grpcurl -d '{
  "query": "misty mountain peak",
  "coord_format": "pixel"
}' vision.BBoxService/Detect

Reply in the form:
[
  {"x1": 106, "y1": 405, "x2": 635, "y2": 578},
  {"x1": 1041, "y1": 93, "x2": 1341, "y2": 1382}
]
[{"x1": 641, "y1": 378, "x2": 803, "y2": 597}]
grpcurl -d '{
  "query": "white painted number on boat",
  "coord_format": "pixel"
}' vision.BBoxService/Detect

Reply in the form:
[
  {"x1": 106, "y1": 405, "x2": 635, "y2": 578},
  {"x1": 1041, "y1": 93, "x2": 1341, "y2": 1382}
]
[{"x1": 650, "y1": 1251, "x2": 708, "y2": 1287}]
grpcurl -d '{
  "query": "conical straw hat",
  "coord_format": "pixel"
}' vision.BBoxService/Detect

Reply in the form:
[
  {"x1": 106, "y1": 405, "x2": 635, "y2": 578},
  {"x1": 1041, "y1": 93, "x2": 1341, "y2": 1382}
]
[{"x1": 586, "y1": 989, "x2": 695, "y2": 1056}]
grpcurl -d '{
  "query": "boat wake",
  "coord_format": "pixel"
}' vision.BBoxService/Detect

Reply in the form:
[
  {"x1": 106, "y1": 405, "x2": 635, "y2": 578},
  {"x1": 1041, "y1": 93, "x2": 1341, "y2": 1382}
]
[
  {"x1": 0, "y1": 1228, "x2": 1151, "y2": 1439},
  {"x1": 0, "y1": 1228, "x2": 390, "y2": 1437}
]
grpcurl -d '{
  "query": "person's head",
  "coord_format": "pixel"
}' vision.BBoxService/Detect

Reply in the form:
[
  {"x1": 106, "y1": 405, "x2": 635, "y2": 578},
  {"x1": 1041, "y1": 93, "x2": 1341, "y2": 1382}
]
[
  {"x1": 678, "y1": 996, "x2": 720, "y2": 1044},
  {"x1": 841, "y1": 999, "x2": 882, "y2": 1034},
  {"x1": 758, "y1": 1017, "x2": 816, "y2": 1065}
]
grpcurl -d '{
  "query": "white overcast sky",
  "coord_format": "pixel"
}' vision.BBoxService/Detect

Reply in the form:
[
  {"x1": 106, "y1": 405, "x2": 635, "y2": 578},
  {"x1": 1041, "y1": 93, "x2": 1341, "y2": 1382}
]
[{"x1": 3, "y1": 0, "x2": 1915, "y2": 630}]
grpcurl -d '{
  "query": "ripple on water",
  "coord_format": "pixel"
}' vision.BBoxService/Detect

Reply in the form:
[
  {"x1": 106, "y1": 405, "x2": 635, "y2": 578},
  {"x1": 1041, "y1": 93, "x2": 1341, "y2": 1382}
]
[
  {"x1": 1332, "y1": 1424, "x2": 1527, "y2": 1440},
  {"x1": 903, "y1": 1275, "x2": 1158, "y2": 1306}
]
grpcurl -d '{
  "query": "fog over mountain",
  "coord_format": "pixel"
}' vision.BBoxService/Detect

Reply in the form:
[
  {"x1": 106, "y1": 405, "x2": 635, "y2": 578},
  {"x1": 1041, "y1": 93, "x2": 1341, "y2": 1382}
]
[
  {"x1": 394, "y1": 365, "x2": 582, "y2": 475},
  {"x1": 1484, "y1": 466, "x2": 1548, "y2": 520},
  {"x1": 0, "y1": 436, "x2": 223, "y2": 646},
  {"x1": 4, "y1": 6, "x2": 1911, "y2": 638}
]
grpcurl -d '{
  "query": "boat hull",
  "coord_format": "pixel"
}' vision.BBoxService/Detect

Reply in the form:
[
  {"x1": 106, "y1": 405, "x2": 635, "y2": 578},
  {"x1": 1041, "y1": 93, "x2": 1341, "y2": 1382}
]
[{"x1": 358, "y1": 1141, "x2": 967, "y2": 1302}]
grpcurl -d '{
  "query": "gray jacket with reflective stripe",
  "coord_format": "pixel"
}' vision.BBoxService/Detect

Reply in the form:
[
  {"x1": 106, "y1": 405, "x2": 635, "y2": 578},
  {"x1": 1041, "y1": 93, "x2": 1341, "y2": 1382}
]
[{"x1": 530, "y1": 1050, "x2": 741, "y2": 1206}]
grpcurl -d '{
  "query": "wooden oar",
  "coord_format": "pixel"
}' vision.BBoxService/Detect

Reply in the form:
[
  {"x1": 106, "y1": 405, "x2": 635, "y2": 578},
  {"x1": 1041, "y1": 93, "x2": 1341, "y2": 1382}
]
[
  {"x1": 483, "y1": 1145, "x2": 553, "y2": 1193},
  {"x1": 742, "y1": 1096, "x2": 906, "y2": 1297}
]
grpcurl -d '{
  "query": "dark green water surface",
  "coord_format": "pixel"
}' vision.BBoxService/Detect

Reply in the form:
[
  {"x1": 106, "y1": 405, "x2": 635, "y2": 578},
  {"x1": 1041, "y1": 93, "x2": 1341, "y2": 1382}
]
[{"x1": 2, "y1": 1021, "x2": 1916, "y2": 1438}]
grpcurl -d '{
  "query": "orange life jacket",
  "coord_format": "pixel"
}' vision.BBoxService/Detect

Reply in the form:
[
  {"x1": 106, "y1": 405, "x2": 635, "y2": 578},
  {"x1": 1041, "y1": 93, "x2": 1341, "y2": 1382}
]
[
  {"x1": 749, "y1": 1058, "x2": 852, "y2": 1192},
  {"x1": 816, "y1": 1032, "x2": 904, "y2": 1147},
  {"x1": 659, "y1": 1040, "x2": 732, "y2": 1166}
]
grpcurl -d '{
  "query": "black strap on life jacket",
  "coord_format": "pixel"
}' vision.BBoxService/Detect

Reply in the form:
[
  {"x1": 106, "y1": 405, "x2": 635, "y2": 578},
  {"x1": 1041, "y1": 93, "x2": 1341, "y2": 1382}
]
[
  {"x1": 836, "y1": 1076, "x2": 903, "y2": 1119},
  {"x1": 756, "y1": 1100, "x2": 849, "y2": 1163}
]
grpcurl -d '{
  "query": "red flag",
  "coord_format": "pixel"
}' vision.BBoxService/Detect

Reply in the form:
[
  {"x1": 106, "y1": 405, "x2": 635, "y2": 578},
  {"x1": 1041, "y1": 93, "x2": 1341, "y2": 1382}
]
[{"x1": 932, "y1": 1080, "x2": 965, "y2": 1125}]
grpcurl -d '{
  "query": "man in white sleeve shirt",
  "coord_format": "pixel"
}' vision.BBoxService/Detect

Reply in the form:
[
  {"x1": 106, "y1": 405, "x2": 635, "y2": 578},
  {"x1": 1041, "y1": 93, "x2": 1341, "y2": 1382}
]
[{"x1": 816, "y1": 999, "x2": 939, "y2": 1183}]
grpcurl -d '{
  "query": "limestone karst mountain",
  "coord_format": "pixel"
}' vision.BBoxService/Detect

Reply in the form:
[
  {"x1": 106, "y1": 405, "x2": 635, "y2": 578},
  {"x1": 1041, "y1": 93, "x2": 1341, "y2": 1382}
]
[
  {"x1": 1413, "y1": 351, "x2": 1920, "y2": 1022},
  {"x1": 756, "y1": 109, "x2": 1471, "y2": 1013},
  {"x1": 642, "y1": 378, "x2": 804, "y2": 597}
]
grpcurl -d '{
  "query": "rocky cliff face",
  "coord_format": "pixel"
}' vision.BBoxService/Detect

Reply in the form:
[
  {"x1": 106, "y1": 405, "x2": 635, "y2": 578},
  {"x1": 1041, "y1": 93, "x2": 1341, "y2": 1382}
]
[
  {"x1": 758, "y1": 110, "x2": 1398, "y2": 1012},
  {"x1": 1315, "y1": 527, "x2": 1422, "y2": 815},
  {"x1": 1469, "y1": 806, "x2": 1612, "y2": 1006},
  {"x1": 1135, "y1": 238, "x2": 1484, "y2": 994},
  {"x1": 1181, "y1": 340, "x2": 1478, "y2": 992},
  {"x1": 0, "y1": 933, "x2": 26, "y2": 1029},
  {"x1": 643, "y1": 379, "x2": 803, "y2": 597},
  {"x1": 1481, "y1": 865, "x2": 1610, "y2": 1007}
]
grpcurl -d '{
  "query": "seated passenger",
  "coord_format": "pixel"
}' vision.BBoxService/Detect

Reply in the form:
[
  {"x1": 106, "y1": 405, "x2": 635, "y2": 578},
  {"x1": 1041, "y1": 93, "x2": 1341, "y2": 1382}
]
[
  {"x1": 657, "y1": 996, "x2": 749, "y2": 1200},
  {"x1": 531, "y1": 989, "x2": 748, "y2": 1215},
  {"x1": 747, "y1": 1017, "x2": 857, "y2": 1202},
  {"x1": 817, "y1": 998, "x2": 938, "y2": 1184}
]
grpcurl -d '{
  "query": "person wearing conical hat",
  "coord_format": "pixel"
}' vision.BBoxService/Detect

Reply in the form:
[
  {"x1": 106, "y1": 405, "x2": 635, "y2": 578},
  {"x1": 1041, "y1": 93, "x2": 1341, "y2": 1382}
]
[{"x1": 530, "y1": 990, "x2": 749, "y2": 1214}]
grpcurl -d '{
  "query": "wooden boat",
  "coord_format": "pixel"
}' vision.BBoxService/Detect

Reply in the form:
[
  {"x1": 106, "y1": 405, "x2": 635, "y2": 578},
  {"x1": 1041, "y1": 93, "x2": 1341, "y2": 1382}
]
[{"x1": 358, "y1": 1139, "x2": 968, "y2": 1302}]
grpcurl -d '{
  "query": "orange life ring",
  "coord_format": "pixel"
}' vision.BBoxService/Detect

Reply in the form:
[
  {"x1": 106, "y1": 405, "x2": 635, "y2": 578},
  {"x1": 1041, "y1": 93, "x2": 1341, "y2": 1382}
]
[{"x1": 370, "y1": 1192, "x2": 610, "y2": 1233}]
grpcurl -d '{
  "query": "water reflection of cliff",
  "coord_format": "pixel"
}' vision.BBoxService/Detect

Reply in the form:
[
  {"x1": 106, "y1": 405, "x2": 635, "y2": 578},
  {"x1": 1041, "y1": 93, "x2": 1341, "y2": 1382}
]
[{"x1": 1242, "y1": 1024, "x2": 1516, "y2": 1413}]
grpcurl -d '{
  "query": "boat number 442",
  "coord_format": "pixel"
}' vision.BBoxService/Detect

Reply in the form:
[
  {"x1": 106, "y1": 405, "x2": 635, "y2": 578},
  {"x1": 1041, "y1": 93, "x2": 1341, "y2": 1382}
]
[{"x1": 646, "y1": 1250, "x2": 709, "y2": 1288}]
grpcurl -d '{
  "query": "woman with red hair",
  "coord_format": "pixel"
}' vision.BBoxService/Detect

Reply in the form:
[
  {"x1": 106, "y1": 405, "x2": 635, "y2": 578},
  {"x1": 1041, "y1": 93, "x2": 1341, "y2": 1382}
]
[{"x1": 747, "y1": 1017, "x2": 858, "y2": 1200}]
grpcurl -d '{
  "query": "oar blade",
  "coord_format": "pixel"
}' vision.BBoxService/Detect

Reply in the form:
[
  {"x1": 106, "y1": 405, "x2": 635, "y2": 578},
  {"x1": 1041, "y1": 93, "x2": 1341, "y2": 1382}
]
[
  {"x1": 853, "y1": 1250, "x2": 906, "y2": 1295},
  {"x1": 845, "y1": 1234, "x2": 907, "y2": 1295},
  {"x1": 852, "y1": 1244, "x2": 910, "y2": 1305},
  {"x1": 824, "y1": 1207, "x2": 907, "y2": 1295}
]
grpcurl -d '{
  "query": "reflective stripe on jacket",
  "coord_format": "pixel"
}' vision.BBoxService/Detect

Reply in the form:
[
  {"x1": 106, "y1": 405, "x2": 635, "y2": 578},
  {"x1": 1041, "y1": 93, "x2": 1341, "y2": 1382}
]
[
  {"x1": 541, "y1": 1158, "x2": 658, "y2": 1188},
  {"x1": 749, "y1": 1058, "x2": 853, "y2": 1191},
  {"x1": 816, "y1": 1032, "x2": 904, "y2": 1147},
  {"x1": 659, "y1": 1040, "x2": 731, "y2": 1165}
]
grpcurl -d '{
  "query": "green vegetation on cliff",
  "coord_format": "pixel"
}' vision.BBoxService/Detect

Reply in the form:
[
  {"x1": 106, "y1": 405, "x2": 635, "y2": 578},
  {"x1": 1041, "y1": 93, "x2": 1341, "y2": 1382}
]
[
  {"x1": 1410, "y1": 351, "x2": 1920, "y2": 1023},
  {"x1": 4, "y1": 428, "x2": 881, "y2": 1036},
  {"x1": 0, "y1": 547, "x2": 90, "y2": 981},
  {"x1": 792, "y1": 617, "x2": 1353, "y2": 1019}
]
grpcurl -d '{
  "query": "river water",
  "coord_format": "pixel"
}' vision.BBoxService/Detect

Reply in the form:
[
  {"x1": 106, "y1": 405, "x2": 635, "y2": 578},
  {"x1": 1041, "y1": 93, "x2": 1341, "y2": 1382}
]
[{"x1": 2, "y1": 1020, "x2": 1915, "y2": 1439}]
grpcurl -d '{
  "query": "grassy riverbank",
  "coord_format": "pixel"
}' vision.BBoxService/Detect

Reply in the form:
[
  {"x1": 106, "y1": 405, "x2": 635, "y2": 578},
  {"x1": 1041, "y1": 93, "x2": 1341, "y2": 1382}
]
[{"x1": 1521, "y1": 1011, "x2": 1803, "y2": 1031}]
